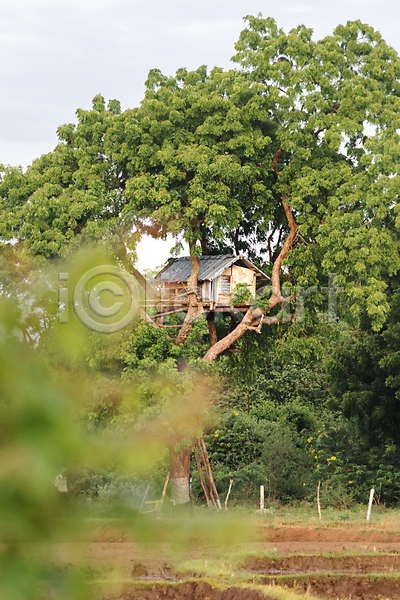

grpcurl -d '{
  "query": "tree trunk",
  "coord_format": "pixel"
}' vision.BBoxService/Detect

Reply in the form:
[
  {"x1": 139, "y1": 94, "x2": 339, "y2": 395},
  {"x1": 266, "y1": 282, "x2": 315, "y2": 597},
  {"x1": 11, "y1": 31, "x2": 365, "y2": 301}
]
[
  {"x1": 234, "y1": 227, "x2": 239, "y2": 255},
  {"x1": 174, "y1": 249, "x2": 203, "y2": 345},
  {"x1": 169, "y1": 445, "x2": 192, "y2": 506},
  {"x1": 229, "y1": 312, "x2": 237, "y2": 333},
  {"x1": 201, "y1": 237, "x2": 208, "y2": 255},
  {"x1": 207, "y1": 311, "x2": 218, "y2": 347}
]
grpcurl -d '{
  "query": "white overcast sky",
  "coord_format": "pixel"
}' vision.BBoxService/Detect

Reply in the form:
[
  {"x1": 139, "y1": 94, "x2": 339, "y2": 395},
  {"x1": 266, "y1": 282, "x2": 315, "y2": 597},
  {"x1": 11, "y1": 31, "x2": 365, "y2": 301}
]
[{"x1": 1, "y1": 0, "x2": 399, "y2": 270}]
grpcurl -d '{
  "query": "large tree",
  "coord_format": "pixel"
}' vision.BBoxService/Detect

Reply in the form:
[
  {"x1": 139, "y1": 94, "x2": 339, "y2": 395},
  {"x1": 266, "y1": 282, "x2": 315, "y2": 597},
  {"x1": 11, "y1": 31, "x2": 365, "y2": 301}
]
[
  {"x1": 2, "y1": 16, "x2": 400, "y2": 505},
  {"x1": 230, "y1": 16, "x2": 400, "y2": 331},
  {"x1": 113, "y1": 17, "x2": 400, "y2": 359}
]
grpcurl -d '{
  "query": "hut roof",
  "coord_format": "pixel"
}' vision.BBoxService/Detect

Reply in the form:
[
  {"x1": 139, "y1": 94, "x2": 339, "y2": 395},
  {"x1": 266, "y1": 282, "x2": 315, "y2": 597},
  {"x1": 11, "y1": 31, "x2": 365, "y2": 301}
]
[{"x1": 153, "y1": 254, "x2": 270, "y2": 283}]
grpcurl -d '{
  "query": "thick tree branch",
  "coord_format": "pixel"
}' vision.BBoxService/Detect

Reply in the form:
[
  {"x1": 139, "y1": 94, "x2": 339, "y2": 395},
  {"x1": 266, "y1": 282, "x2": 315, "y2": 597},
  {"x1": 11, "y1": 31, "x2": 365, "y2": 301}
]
[
  {"x1": 203, "y1": 308, "x2": 256, "y2": 362},
  {"x1": 273, "y1": 148, "x2": 283, "y2": 176},
  {"x1": 271, "y1": 195, "x2": 298, "y2": 299},
  {"x1": 201, "y1": 145, "x2": 299, "y2": 363},
  {"x1": 313, "y1": 128, "x2": 326, "y2": 137}
]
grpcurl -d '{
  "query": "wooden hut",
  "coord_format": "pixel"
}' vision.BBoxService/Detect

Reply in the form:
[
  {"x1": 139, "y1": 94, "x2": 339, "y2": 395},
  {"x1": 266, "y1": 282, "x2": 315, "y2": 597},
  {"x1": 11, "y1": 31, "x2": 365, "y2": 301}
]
[{"x1": 153, "y1": 254, "x2": 269, "y2": 312}]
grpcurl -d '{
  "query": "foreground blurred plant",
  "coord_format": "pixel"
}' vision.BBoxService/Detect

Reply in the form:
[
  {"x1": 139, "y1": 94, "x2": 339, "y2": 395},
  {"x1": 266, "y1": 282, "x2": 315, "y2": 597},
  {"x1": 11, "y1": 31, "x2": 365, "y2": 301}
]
[
  {"x1": 0, "y1": 300, "x2": 87, "y2": 598},
  {"x1": 0, "y1": 282, "x2": 242, "y2": 598}
]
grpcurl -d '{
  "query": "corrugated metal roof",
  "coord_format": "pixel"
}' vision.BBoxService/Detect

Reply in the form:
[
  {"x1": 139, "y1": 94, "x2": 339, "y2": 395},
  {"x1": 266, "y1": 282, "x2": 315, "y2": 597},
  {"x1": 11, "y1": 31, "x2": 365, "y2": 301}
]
[{"x1": 153, "y1": 254, "x2": 270, "y2": 283}]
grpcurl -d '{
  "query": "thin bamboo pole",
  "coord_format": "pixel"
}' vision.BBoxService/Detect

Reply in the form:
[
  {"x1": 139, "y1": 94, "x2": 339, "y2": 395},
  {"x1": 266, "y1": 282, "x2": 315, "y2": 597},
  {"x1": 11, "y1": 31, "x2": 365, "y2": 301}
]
[
  {"x1": 366, "y1": 488, "x2": 375, "y2": 521},
  {"x1": 193, "y1": 443, "x2": 212, "y2": 507},
  {"x1": 197, "y1": 440, "x2": 218, "y2": 508},
  {"x1": 140, "y1": 484, "x2": 150, "y2": 509},
  {"x1": 317, "y1": 480, "x2": 322, "y2": 520},
  {"x1": 150, "y1": 307, "x2": 187, "y2": 318},
  {"x1": 199, "y1": 438, "x2": 221, "y2": 509},
  {"x1": 225, "y1": 479, "x2": 233, "y2": 510},
  {"x1": 158, "y1": 472, "x2": 170, "y2": 513}
]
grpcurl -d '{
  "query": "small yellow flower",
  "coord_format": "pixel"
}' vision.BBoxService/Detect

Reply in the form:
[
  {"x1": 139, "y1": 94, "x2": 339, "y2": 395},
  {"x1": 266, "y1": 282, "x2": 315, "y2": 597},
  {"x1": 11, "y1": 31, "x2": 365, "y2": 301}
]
[
  {"x1": 311, "y1": 449, "x2": 315, "y2": 453},
  {"x1": 349, "y1": 481, "x2": 353, "y2": 484},
  {"x1": 303, "y1": 483, "x2": 305, "y2": 486},
  {"x1": 234, "y1": 412, "x2": 238, "y2": 416},
  {"x1": 314, "y1": 456, "x2": 318, "y2": 459},
  {"x1": 317, "y1": 465, "x2": 319, "y2": 468},
  {"x1": 215, "y1": 432, "x2": 219, "y2": 437},
  {"x1": 330, "y1": 456, "x2": 336, "y2": 460},
  {"x1": 307, "y1": 437, "x2": 313, "y2": 443},
  {"x1": 227, "y1": 443, "x2": 231, "y2": 447}
]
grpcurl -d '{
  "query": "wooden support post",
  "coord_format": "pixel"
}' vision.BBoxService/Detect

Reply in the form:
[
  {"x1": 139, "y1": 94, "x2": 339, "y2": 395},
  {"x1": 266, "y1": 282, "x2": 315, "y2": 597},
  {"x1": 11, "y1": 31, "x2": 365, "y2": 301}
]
[
  {"x1": 199, "y1": 438, "x2": 221, "y2": 509},
  {"x1": 140, "y1": 484, "x2": 150, "y2": 509},
  {"x1": 225, "y1": 479, "x2": 233, "y2": 510},
  {"x1": 193, "y1": 438, "x2": 221, "y2": 509},
  {"x1": 158, "y1": 472, "x2": 170, "y2": 513},
  {"x1": 317, "y1": 480, "x2": 322, "y2": 520},
  {"x1": 193, "y1": 443, "x2": 212, "y2": 507},
  {"x1": 260, "y1": 485, "x2": 264, "y2": 514},
  {"x1": 366, "y1": 487, "x2": 374, "y2": 521}
]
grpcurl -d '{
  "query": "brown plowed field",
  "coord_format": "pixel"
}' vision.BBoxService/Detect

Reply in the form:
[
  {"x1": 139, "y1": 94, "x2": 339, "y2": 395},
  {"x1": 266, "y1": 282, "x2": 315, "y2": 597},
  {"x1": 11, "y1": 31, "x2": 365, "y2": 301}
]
[{"x1": 49, "y1": 526, "x2": 400, "y2": 599}]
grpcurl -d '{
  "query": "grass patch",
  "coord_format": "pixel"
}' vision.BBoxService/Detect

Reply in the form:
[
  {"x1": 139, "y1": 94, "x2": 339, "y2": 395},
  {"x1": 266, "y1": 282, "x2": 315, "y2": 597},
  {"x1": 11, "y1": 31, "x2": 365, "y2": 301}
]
[
  {"x1": 232, "y1": 502, "x2": 400, "y2": 529},
  {"x1": 176, "y1": 546, "x2": 283, "y2": 578}
]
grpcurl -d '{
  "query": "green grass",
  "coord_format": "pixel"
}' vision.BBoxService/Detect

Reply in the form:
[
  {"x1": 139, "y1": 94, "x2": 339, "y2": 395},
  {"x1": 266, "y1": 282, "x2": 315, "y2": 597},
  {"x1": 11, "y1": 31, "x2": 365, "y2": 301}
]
[
  {"x1": 80, "y1": 501, "x2": 400, "y2": 536},
  {"x1": 236, "y1": 502, "x2": 400, "y2": 529},
  {"x1": 72, "y1": 497, "x2": 400, "y2": 532}
]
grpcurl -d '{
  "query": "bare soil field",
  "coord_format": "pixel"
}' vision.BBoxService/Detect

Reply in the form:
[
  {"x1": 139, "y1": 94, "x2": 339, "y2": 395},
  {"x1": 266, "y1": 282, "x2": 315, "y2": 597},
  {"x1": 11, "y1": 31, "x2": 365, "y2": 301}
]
[{"x1": 46, "y1": 523, "x2": 400, "y2": 600}]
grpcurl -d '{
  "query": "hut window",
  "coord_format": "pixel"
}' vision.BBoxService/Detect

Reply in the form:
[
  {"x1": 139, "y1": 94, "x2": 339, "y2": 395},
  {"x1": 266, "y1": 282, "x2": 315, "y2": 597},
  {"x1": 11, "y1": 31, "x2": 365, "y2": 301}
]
[{"x1": 220, "y1": 275, "x2": 231, "y2": 295}]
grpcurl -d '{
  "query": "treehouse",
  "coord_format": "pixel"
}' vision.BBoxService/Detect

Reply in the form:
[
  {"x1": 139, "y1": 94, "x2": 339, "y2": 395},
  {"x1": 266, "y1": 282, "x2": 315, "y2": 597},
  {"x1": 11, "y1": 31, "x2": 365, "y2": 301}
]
[{"x1": 153, "y1": 254, "x2": 269, "y2": 313}]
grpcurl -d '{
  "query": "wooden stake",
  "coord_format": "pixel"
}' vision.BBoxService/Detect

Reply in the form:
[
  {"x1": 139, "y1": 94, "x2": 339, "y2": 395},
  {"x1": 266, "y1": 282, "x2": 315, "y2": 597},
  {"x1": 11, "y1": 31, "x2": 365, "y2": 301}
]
[
  {"x1": 317, "y1": 480, "x2": 322, "y2": 520},
  {"x1": 260, "y1": 485, "x2": 264, "y2": 514},
  {"x1": 225, "y1": 479, "x2": 233, "y2": 510},
  {"x1": 158, "y1": 472, "x2": 170, "y2": 513},
  {"x1": 199, "y1": 438, "x2": 221, "y2": 509},
  {"x1": 366, "y1": 487, "x2": 374, "y2": 521},
  {"x1": 140, "y1": 484, "x2": 150, "y2": 509},
  {"x1": 192, "y1": 438, "x2": 221, "y2": 509},
  {"x1": 193, "y1": 443, "x2": 212, "y2": 507}
]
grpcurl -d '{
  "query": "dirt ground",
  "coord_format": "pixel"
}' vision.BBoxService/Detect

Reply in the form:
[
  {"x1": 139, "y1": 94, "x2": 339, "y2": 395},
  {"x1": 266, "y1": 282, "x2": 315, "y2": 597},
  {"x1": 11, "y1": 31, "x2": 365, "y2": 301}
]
[{"x1": 49, "y1": 526, "x2": 400, "y2": 600}]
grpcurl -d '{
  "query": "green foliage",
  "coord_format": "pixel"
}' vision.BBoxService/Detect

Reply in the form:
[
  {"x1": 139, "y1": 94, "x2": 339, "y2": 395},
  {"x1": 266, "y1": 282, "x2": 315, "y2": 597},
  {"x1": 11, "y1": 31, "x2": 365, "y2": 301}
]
[
  {"x1": 328, "y1": 278, "x2": 400, "y2": 446},
  {"x1": 2, "y1": 15, "x2": 400, "y2": 535},
  {"x1": 230, "y1": 282, "x2": 253, "y2": 305},
  {"x1": 234, "y1": 16, "x2": 400, "y2": 330},
  {"x1": 2, "y1": 16, "x2": 400, "y2": 353},
  {"x1": 0, "y1": 96, "x2": 133, "y2": 262},
  {"x1": 196, "y1": 360, "x2": 328, "y2": 504},
  {"x1": 0, "y1": 305, "x2": 86, "y2": 598},
  {"x1": 200, "y1": 410, "x2": 311, "y2": 504}
]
